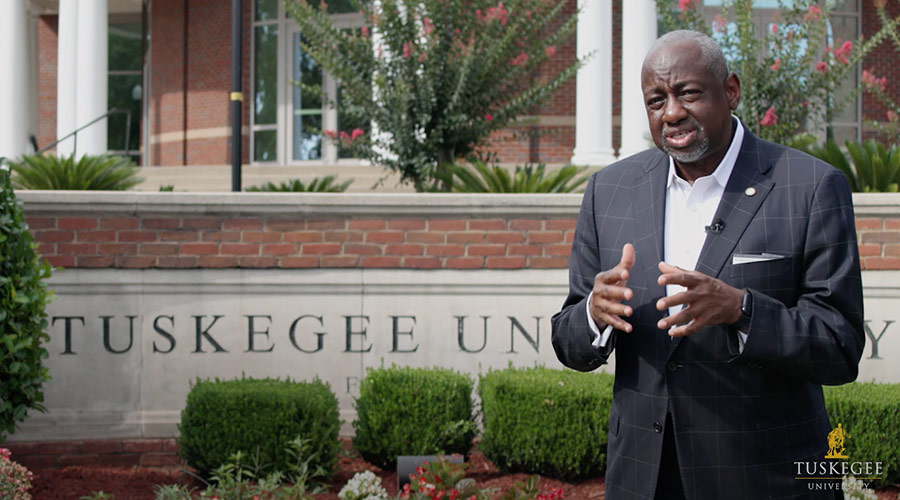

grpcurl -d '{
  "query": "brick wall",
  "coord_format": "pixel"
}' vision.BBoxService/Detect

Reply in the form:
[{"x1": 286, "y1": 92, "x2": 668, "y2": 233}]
[
  {"x1": 37, "y1": 16, "x2": 58, "y2": 153},
  {"x1": 25, "y1": 213, "x2": 575, "y2": 270},
  {"x1": 19, "y1": 192, "x2": 900, "y2": 271},
  {"x1": 4, "y1": 438, "x2": 181, "y2": 470}
]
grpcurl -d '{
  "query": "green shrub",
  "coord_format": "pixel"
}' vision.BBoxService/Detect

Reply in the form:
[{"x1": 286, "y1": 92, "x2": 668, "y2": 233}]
[
  {"x1": 436, "y1": 161, "x2": 590, "y2": 193},
  {"x1": 0, "y1": 170, "x2": 53, "y2": 441},
  {"x1": 478, "y1": 366, "x2": 613, "y2": 481},
  {"x1": 352, "y1": 366, "x2": 476, "y2": 470},
  {"x1": 9, "y1": 153, "x2": 142, "y2": 190},
  {"x1": 824, "y1": 382, "x2": 900, "y2": 487},
  {"x1": 245, "y1": 175, "x2": 353, "y2": 192},
  {"x1": 177, "y1": 377, "x2": 340, "y2": 479}
]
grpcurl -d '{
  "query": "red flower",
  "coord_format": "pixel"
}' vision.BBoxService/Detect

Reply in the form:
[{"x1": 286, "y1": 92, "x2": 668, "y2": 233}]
[
  {"x1": 351, "y1": 128, "x2": 365, "y2": 140},
  {"x1": 713, "y1": 14, "x2": 727, "y2": 33},
  {"x1": 678, "y1": 0, "x2": 697, "y2": 13},
  {"x1": 403, "y1": 42, "x2": 412, "y2": 59},
  {"x1": 887, "y1": 110, "x2": 897, "y2": 122},
  {"x1": 484, "y1": 113, "x2": 494, "y2": 121},
  {"x1": 806, "y1": 4, "x2": 822, "y2": 21},
  {"x1": 770, "y1": 23, "x2": 778, "y2": 34},
  {"x1": 510, "y1": 52, "x2": 528, "y2": 66},
  {"x1": 340, "y1": 131, "x2": 350, "y2": 141},
  {"x1": 769, "y1": 58, "x2": 781, "y2": 72},
  {"x1": 423, "y1": 17, "x2": 434, "y2": 35},
  {"x1": 360, "y1": 26, "x2": 370, "y2": 38},
  {"x1": 324, "y1": 130, "x2": 339, "y2": 139},
  {"x1": 545, "y1": 45, "x2": 557, "y2": 58},
  {"x1": 834, "y1": 40, "x2": 852, "y2": 64},
  {"x1": 815, "y1": 61, "x2": 828, "y2": 73},
  {"x1": 484, "y1": 3, "x2": 509, "y2": 24},
  {"x1": 759, "y1": 106, "x2": 778, "y2": 127},
  {"x1": 862, "y1": 69, "x2": 887, "y2": 92}
]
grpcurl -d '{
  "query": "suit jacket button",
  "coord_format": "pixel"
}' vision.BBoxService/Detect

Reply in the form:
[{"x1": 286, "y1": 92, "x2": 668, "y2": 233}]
[
  {"x1": 653, "y1": 422, "x2": 663, "y2": 433},
  {"x1": 666, "y1": 361, "x2": 678, "y2": 372}
]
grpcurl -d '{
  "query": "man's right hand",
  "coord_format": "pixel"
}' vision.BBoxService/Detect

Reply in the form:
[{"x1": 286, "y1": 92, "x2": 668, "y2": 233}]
[{"x1": 589, "y1": 243, "x2": 635, "y2": 333}]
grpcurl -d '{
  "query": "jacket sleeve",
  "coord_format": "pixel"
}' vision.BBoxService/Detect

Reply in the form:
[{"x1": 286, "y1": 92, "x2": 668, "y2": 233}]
[
  {"x1": 737, "y1": 170, "x2": 865, "y2": 385},
  {"x1": 551, "y1": 172, "x2": 615, "y2": 372}
]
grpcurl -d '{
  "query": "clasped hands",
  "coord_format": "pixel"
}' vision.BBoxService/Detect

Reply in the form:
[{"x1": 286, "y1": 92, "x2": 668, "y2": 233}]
[{"x1": 589, "y1": 243, "x2": 744, "y2": 337}]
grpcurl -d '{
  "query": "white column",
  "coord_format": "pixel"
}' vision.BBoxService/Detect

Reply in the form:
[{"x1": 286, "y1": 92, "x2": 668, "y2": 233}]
[
  {"x1": 75, "y1": 0, "x2": 108, "y2": 157},
  {"x1": 57, "y1": 0, "x2": 79, "y2": 157},
  {"x1": 571, "y1": 0, "x2": 615, "y2": 167},
  {"x1": 0, "y1": 0, "x2": 30, "y2": 161},
  {"x1": 619, "y1": 0, "x2": 658, "y2": 159}
]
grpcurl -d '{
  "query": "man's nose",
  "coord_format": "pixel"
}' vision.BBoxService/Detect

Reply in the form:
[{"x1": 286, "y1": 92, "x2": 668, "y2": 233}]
[{"x1": 663, "y1": 96, "x2": 687, "y2": 124}]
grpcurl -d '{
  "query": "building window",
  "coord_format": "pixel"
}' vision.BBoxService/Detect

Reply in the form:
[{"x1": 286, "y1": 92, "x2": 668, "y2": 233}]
[
  {"x1": 697, "y1": 0, "x2": 861, "y2": 141},
  {"x1": 108, "y1": 17, "x2": 143, "y2": 163},
  {"x1": 251, "y1": 0, "x2": 365, "y2": 164}
]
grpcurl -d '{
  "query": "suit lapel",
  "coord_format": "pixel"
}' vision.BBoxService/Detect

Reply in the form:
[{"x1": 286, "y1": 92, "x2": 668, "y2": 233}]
[
  {"x1": 631, "y1": 152, "x2": 668, "y2": 304},
  {"x1": 631, "y1": 152, "x2": 669, "y2": 363},
  {"x1": 694, "y1": 131, "x2": 774, "y2": 279}
]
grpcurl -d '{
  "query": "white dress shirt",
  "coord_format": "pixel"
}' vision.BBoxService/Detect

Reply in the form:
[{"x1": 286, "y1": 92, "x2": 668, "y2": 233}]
[{"x1": 587, "y1": 119, "x2": 746, "y2": 348}]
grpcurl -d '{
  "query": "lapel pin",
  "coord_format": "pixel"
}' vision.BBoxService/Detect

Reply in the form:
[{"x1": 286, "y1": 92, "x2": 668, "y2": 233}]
[{"x1": 745, "y1": 187, "x2": 757, "y2": 197}]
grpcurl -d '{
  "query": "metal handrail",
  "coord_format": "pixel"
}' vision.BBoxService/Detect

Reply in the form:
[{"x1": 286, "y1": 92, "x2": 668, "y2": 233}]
[{"x1": 39, "y1": 107, "x2": 132, "y2": 157}]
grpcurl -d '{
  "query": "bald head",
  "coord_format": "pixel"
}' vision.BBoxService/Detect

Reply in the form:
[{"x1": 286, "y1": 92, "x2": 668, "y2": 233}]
[{"x1": 644, "y1": 30, "x2": 728, "y2": 83}]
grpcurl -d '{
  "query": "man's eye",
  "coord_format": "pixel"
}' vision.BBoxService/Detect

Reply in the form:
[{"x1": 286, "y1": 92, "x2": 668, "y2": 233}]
[{"x1": 647, "y1": 97, "x2": 664, "y2": 108}]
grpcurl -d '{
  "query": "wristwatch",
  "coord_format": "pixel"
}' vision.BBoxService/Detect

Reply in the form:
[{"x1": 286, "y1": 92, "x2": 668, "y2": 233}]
[{"x1": 734, "y1": 289, "x2": 752, "y2": 332}]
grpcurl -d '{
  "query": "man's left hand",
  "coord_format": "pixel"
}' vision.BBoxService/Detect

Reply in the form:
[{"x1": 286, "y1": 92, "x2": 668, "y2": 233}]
[{"x1": 655, "y1": 261, "x2": 744, "y2": 337}]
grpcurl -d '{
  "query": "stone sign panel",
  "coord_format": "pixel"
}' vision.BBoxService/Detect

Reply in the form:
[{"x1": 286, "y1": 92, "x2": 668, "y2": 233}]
[{"x1": 8, "y1": 268, "x2": 898, "y2": 441}]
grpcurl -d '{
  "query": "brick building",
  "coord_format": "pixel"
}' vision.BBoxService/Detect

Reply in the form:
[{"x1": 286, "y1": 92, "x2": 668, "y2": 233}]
[{"x1": 2, "y1": 0, "x2": 899, "y2": 176}]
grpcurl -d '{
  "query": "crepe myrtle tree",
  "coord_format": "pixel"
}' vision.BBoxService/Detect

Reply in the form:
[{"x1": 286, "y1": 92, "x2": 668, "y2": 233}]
[
  {"x1": 859, "y1": 0, "x2": 900, "y2": 145},
  {"x1": 286, "y1": 0, "x2": 581, "y2": 191},
  {"x1": 658, "y1": 0, "x2": 899, "y2": 145}
]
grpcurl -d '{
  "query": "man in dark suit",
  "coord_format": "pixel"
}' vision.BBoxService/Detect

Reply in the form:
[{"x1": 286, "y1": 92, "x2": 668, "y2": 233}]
[{"x1": 551, "y1": 30, "x2": 864, "y2": 500}]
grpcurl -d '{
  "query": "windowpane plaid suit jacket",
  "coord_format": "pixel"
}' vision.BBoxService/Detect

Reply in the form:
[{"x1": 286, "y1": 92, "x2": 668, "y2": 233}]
[{"x1": 551, "y1": 129, "x2": 865, "y2": 500}]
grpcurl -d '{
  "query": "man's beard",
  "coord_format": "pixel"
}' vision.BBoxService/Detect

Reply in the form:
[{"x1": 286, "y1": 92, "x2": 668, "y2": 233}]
[{"x1": 661, "y1": 122, "x2": 710, "y2": 163}]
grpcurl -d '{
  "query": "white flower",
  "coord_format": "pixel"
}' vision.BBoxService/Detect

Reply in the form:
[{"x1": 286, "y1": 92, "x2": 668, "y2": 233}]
[{"x1": 338, "y1": 470, "x2": 389, "y2": 500}]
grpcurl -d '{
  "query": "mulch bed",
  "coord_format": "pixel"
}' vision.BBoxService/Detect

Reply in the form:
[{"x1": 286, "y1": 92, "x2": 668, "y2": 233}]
[{"x1": 26, "y1": 439, "x2": 899, "y2": 499}]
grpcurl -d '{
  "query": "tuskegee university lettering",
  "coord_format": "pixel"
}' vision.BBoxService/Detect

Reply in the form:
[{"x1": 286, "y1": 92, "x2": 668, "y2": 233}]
[{"x1": 49, "y1": 313, "x2": 545, "y2": 356}]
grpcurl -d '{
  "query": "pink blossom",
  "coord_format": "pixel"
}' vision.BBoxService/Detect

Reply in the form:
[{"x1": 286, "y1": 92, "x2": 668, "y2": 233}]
[
  {"x1": 324, "y1": 130, "x2": 339, "y2": 139},
  {"x1": 769, "y1": 58, "x2": 781, "y2": 72},
  {"x1": 545, "y1": 45, "x2": 557, "y2": 58},
  {"x1": 510, "y1": 52, "x2": 529, "y2": 66},
  {"x1": 887, "y1": 110, "x2": 897, "y2": 122},
  {"x1": 862, "y1": 69, "x2": 887, "y2": 91},
  {"x1": 486, "y1": 3, "x2": 509, "y2": 25},
  {"x1": 678, "y1": 0, "x2": 697, "y2": 13},
  {"x1": 713, "y1": 14, "x2": 727, "y2": 33},
  {"x1": 339, "y1": 131, "x2": 350, "y2": 141},
  {"x1": 803, "y1": 101, "x2": 809, "y2": 108},
  {"x1": 806, "y1": 4, "x2": 822, "y2": 21},
  {"x1": 834, "y1": 40, "x2": 852, "y2": 64},
  {"x1": 360, "y1": 25, "x2": 370, "y2": 38},
  {"x1": 476, "y1": 9, "x2": 484, "y2": 21},
  {"x1": 423, "y1": 17, "x2": 434, "y2": 34},
  {"x1": 760, "y1": 106, "x2": 778, "y2": 127},
  {"x1": 815, "y1": 61, "x2": 828, "y2": 73},
  {"x1": 351, "y1": 128, "x2": 365, "y2": 140},
  {"x1": 402, "y1": 42, "x2": 412, "y2": 59},
  {"x1": 485, "y1": 113, "x2": 494, "y2": 121},
  {"x1": 770, "y1": 23, "x2": 778, "y2": 34}
]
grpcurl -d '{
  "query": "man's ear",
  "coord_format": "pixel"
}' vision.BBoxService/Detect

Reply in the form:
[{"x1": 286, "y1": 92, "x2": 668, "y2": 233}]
[{"x1": 725, "y1": 72, "x2": 741, "y2": 111}]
